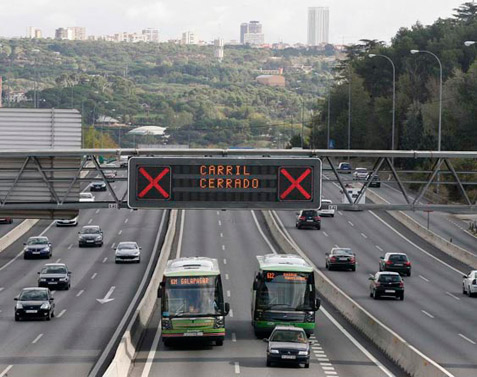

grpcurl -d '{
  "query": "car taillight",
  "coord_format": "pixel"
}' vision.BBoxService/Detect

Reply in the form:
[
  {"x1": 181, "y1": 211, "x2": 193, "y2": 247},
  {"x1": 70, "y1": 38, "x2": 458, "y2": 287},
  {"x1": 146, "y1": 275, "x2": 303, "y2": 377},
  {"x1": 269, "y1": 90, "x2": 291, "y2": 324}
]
[
  {"x1": 386, "y1": 261, "x2": 392, "y2": 265},
  {"x1": 350, "y1": 257, "x2": 355, "y2": 263},
  {"x1": 399, "y1": 281, "x2": 404, "y2": 288},
  {"x1": 314, "y1": 216, "x2": 321, "y2": 221},
  {"x1": 404, "y1": 262, "x2": 411, "y2": 266},
  {"x1": 330, "y1": 256, "x2": 336, "y2": 262},
  {"x1": 375, "y1": 282, "x2": 381, "y2": 287},
  {"x1": 299, "y1": 216, "x2": 306, "y2": 220}
]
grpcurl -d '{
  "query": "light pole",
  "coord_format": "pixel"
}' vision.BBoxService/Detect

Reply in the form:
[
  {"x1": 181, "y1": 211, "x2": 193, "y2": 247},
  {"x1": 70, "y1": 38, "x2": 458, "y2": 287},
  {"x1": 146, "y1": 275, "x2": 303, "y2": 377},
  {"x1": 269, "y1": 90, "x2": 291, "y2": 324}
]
[
  {"x1": 410, "y1": 49, "x2": 443, "y2": 151},
  {"x1": 327, "y1": 87, "x2": 331, "y2": 149},
  {"x1": 369, "y1": 54, "x2": 396, "y2": 150},
  {"x1": 348, "y1": 65, "x2": 352, "y2": 150}
]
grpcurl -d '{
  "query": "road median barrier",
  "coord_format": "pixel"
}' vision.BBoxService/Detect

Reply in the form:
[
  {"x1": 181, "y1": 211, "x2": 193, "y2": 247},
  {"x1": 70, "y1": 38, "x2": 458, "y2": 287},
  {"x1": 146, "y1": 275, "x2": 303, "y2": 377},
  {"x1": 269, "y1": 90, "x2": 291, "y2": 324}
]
[
  {"x1": 367, "y1": 189, "x2": 477, "y2": 269},
  {"x1": 262, "y1": 209, "x2": 453, "y2": 377}
]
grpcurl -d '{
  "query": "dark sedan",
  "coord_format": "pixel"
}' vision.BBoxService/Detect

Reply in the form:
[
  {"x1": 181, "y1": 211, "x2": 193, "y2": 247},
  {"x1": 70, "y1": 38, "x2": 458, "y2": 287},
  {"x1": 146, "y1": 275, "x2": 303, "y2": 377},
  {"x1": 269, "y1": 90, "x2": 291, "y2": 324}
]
[
  {"x1": 265, "y1": 326, "x2": 311, "y2": 368},
  {"x1": 379, "y1": 253, "x2": 411, "y2": 276},
  {"x1": 78, "y1": 225, "x2": 103, "y2": 247},
  {"x1": 366, "y1": 173, "x2": 381, "y2": 187},
  {"x1": 296, "y1": 210, "x2": 321, "y2": 230},
  {"x1": 325, "y1": 248, "x2": 356, "y2": 271},
  {"x1": 38, "y1": 263, "x2": 71, "y2": 290},
  {"x1": 369, "y1": 272, "x2": 404, "y2": 300},
  {"x1": 90, "y1": 181, "x2": 107, "y2": 191},
  {"x1": 23, "y1": 236, "x2": 52, "y2": 259},
  {"x1": 14, "y1": 287, "x2": 55, "y2": 321}
]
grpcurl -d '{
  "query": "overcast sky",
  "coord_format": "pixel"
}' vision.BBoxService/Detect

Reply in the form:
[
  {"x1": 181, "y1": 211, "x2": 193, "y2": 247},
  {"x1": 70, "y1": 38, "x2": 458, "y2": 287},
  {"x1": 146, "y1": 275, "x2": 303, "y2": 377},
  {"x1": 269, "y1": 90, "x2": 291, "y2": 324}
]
[{"x1": 0, "y1": 0, "x2": 468, "y2": 44}]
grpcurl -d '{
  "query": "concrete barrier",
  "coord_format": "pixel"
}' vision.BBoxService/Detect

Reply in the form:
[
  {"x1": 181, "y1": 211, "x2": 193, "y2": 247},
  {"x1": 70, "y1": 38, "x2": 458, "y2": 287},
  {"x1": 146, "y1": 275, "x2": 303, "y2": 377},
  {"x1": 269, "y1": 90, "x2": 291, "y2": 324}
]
[
  {"x1": 102, "y1": 209, "x2": 177, "y2": 377},
  {"x1": 367, "y1": 189, "x2": 477, "y2": 269},
  {"x1": 0, "y1": 219, "x2": 40, "y2": 254},
  {"x1": 262, "y1": 210, "x2": 453, "y2": 377}
]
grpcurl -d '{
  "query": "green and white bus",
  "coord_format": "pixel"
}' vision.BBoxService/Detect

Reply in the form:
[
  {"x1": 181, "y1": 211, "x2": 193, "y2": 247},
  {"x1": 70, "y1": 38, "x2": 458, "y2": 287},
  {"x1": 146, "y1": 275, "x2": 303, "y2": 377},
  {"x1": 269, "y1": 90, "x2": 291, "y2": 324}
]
[
  {"x1": 252, "y1": 254, "x2": 320, "y2": 336},
  {"x1": 158, "y1": 257, "x2": 230, "y2": 346}
]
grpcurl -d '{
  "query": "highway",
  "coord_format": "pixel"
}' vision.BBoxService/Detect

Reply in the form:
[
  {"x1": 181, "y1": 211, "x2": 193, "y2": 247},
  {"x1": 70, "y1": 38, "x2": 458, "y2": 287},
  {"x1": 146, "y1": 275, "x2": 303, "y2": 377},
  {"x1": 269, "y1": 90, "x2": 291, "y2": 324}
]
[
  {"x1": 0, "y1": 178, "x2": 165, "y2": 377},
  {"x1": 273, "y1": 177, "x2": 477, "y2": 377},
  {"x1": 0, "y1": 219, "x2": 23, "y2": 238},
  {"x1": 130, "y1": 209, "x2": 401, "y2": 377}
]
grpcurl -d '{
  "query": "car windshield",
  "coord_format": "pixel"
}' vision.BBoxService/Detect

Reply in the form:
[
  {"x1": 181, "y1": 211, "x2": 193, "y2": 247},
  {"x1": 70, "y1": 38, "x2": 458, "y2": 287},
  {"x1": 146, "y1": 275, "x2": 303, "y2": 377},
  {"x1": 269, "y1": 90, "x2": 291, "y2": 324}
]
[
  {"x1": 27, "y1": 238, "x2": 48, "y2": 245},
  {"x1": 41, "y1": 266, "x2": 66, "y2": 274},
  {"x1": 118, "y1": 243, "x2": 137, "y2": 250},
  {"x1": 80, "y1": 193, "x2": 92, "y2": 198},
  {"x1": 271, "y1": 330, "x2": 307, "y2": 343},
  {"x1": 378, "y1": 275, "x2": 401, "y2": 283},
  {"x1": 389, "y1": 254, "x2": 408, "y2": 262},
  {"x1": 356, "y1": 168, "x2": 367, "y2": 173},
  {"x1": 302, "y1": 210, "x2": 317, "y2": 217},
  {"x1": 81, "y1": 228, "x2": 100, "y2": 234},
  {"x1": 333, "y1": 249, "x2": 353, "y2": 256},
  {"x1": 92, "y1": 182, "x2": 104, "y2": 185},
  {"x1": 19, "y1": 290, "x2": 48, "y2": 301},
  {"x1": 340, "y1": 163, "x2": 350, "y2": 168}
]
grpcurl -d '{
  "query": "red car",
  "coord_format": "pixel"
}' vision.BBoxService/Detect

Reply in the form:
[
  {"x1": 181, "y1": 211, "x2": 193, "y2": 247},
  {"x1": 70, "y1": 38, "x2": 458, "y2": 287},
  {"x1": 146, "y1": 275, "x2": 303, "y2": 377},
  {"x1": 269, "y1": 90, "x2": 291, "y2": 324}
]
[{"x1": 0, "y1": 217, "x2": 13, "y2": 224}]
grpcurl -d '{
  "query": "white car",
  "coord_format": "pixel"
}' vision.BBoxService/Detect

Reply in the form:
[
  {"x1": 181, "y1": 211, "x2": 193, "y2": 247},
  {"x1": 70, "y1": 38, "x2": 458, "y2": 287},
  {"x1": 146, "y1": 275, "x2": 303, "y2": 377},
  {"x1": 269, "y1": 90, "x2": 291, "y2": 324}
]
[
  {"x1": 56, "y1": 217, "x2": 78, "y2": 227},
  {"x1": 79, "y1": 192, "x2": 95, "y2": 202},
  {"x1": 353, "y1": 168, "x2": 368, "y2": 180},
  {"x1": 115, "y1": 242, "x2": 141, "y2": 263},
  {"x1": 463, "y1": 270, "x2": 477, "y2": 297},
  {"x1": 318, "y1": 199, "x2": 335, "y2": 217}
]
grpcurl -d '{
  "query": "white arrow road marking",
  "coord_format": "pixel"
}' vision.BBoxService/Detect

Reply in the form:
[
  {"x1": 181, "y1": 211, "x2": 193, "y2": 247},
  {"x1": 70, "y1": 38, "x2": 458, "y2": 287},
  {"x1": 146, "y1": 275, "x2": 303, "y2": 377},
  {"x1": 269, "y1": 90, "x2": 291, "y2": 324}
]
[{"x1": 97, "y1": 286, "x2": 116, "y2": 304}]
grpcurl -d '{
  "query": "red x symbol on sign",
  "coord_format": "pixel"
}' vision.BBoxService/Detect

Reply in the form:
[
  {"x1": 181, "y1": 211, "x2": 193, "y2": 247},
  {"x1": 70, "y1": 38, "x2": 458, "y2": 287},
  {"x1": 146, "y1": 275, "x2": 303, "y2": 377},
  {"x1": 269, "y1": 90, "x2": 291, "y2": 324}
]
[
  {"x1": 138, "y1": 167, "x2": 170, "y2": 198},
  {"x1": 280, "y1": 168, "x2": 312, "y2": 200}
]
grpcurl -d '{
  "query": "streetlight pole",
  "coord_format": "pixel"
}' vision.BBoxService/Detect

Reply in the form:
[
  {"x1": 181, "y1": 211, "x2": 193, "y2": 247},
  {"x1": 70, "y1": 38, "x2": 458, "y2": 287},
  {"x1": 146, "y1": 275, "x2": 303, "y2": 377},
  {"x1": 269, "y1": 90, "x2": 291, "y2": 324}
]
[
  {"x1": 369, "y1": 53, "x2": 396, "y2": 150},
  {"x1": 410, "y1": 49, "x2": 443, "y2": 151},
  {"x1": 348, "y1": 65, "x2": 352, "y2": 150},
  {"x1": 327, "y1": 89, "x2": 331, "y2": 149}
]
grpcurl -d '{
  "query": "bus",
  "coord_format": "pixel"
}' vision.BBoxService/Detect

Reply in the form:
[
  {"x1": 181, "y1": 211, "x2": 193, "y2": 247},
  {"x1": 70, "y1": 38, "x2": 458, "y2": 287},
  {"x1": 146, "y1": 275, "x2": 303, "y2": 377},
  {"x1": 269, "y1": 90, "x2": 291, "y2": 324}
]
[
  {"x1": 158, "y1": 257, "x2": 230, "y2": 346},
  {"x1": 252, "y1": 254, "x2": 320, "y2": 336}
]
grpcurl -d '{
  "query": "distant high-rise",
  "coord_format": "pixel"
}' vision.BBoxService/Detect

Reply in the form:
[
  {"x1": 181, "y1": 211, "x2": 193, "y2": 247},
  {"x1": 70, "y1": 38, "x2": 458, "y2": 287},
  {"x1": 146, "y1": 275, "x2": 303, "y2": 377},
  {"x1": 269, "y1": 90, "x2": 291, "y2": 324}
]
[
  {"x1": 142, "y1": 28, "x2": 160, "y2": 43},
  {"x1": 55, "y1": 27, "x2": 86, "y2": 40},
  {"x1": 181, "y1": 31, "x2": 197, "y2": 45},
  {"x1": 240, "y1": 20, "x2": 264, "y2": 46},
  {"x1": 27, "y1": 27, "x2": 42, "y2": 39},
  {"x1": 307, "y1": 7, "x2": 329, "y2": 46},
  {"x1": 214, "y1": 38, "x2": 224, "y2": 62}
]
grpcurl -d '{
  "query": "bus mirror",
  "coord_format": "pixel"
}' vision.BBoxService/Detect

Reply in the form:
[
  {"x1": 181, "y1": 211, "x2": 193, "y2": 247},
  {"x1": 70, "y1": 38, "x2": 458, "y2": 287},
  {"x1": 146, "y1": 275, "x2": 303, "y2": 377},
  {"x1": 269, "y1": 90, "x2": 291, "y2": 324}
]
[
  {"x1": 224, "y1": 302, "x2": 230, "y2": 315},
  {"x1": 314, "y1": 298, "x2": 321, "y2": 311},
  {"x1": 253, "y1": 281, "x2": 258, "y2": 290},
  {"x1": 157, "y1": 282, "x2": 164, "y2": 298}
]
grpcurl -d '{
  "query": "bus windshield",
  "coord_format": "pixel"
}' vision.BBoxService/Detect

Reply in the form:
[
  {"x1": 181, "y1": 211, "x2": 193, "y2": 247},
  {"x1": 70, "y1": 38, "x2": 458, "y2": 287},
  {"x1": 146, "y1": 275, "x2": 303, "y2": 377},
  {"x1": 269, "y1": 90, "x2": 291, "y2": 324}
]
[
  {"x1": 256, "y1": 271, "x2": 314, "y2": 311},
  {"x1": 162, "y1": 275, "x2": 223, "y2": 317}
]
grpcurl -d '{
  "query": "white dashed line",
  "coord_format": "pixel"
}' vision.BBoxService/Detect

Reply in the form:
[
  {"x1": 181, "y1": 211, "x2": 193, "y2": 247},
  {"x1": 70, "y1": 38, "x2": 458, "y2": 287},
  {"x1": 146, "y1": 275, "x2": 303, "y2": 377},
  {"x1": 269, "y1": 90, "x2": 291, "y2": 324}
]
[
  {"x1": 103, "y1": 257, "x2": 108, "y2": 263},
  {"x1": 111, "y1": 243, "x2": 116, "y2": 249},
  {"x1": 232, "y1": 332, "x2": 237, "y2": 342},
  {"x1": 222, "y1": 245, "x2": 225, "y2": 251},
  {"x1": 130, "y1": 209, "x2": 134, "y2": 213},
  {"x1": 324, "y1": 371, "x2": 337, "y2": 375},
  {"x1": 57, "y1": 309, "x2": 67, "y2": 318},
  {"x1": 223, "y1": 258, "x2": 227, "y2": 265},
  {"x1": 124, "y1": 218, "x2": 129, "y2": 224},
  {"x1": 234, "y1": 362, "x2": 240, "y2": 374},
  {"x1": 227, "y1": 290, "x2": 231, "y2": 297},
  {"x1": 32, "y1": 333, "x2": 43, "y2": 344},
  {"x1": 56, "y1": 258, "x2": 61, "y2": 263},
  {"x1": 68, "y1": 244, "x2": 73, "y2": 250},
  {"x1": 51, "y1": 291, "x2": 56, "y2": 295},
  {"x1": 76, "y1": 289, "x2": 84, "y2": 297},
  {"x1": 459, "y1": 333, "x2": 476, "y2": 345},
  {"x1": 118, "y1": 230, "x2": 122, "y2": 235},
  {"x1": 338, "y1": 211, "x2": 343, "y2": 216},
  {"x1": 421, "y1": 310, "x2": 434, "y2": 319},
  {"x1": 96, "y1": 209, "x2": 100, "y2": 214},
  {"x1": 361, "y1": 233, "x2": 368, "y2": 239},
  {"x1": 320, "y1": 363, "x2": 333, "y2": 366},
  {"x1": 334, "y1": 244, "x2": 339, "y2": 248},
  {"x1": 323, "y1": 231, "x2": 329, "y2": 237},
  {"x1": 216, "y1": 211, "x2": 220, "y2": 215},
  {"x1": 0, "y1": 365, "x2": 13, "y2": 377},
  {"x1": 446, "y1": 292, "x2": 461, "y2": 301},
  {"x1": 218, "y1": 220, "x2": 222, "y2": 226},
  {"x1": 419, "y1": 275, "x2": 430, "y2": 282},
  {"x1": 225, "y1": 274, "x2": 229, "y2": 280},
  {"x1": 317, "y1": 358, "x2": 330, "y2": 362},
  {"x1": 375, "y1": 245, "x2": 383, "y2": 252},
  {"x1": 220, "y1": 233, "x2": 223, "y2": 238},
  {"x1": 91, "y1": 273, "x2": 98, "y2": 280},
  {"x1": 229, "y1": 309, "x2": 234, "y2": 317},
  {"x1": 0, "y1": 287, "x2": 4, "y2": 292},
  {"x1": 348, "y1": 221, "x2": 354, "y2": 227},
  {"x1": 88, "y1": 219, "x2": 93, "y2": 224},
  {"x1": 322, "y1": 366, "x2": 335, "y2": 371}
]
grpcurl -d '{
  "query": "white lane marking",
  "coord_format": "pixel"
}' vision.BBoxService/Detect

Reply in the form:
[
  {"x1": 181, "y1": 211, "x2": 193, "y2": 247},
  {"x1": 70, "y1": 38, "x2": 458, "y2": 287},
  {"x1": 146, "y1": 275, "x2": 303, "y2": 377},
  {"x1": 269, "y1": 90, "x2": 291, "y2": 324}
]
[
  {"x1": 324, "y1": 372, "x2": 337, "y2": 375},
  {"x1": 446, "y1": 292, "x2": 461, "y2": 301},
  {"x1": 96, "y1": 209, "x2": 100, "y2": 214},
  {"x1": 76, "y1": 289, "x2": 84, "y2": 297},
  {"x1": 334, "y1": 244, "x2": 339, "y2": 248},
  {"x1": 223, "y1": 258, "x2": 227, "y2": 264},
  {"x1": 421, "y1": 310, "x2": 435, "y2": 319},
  {"x1": 56, "y1": 258, "x2": 61, "y2": 263},
  {"x1": 218, "y1": 220, "x2": 222, "y2": 226},
  {"x1": 322, "y1": 366, "x2": 335, "y2": 371},
  {"x1": 229, "y1": 309, "x2": 234, "y2": 317},
  {"x1": 118, "y1": 230, "x2": 122, "y2": 235},
  {"x1": 419, "y1": 275, "x2": 430, "y2": 282},
  {"x1": 320, "y1": 363, "x2": 333, "y2": 366},
  {"x1": 251, "y1": 210, "x2": 277, "y2": 254},
  {"x1": 68, "y1": 244, "x2": 73, "y2": 250},
  {"x1": 232, "y1": 332, "x2": 237, "y2": 342},
  {"x1": 317, "y1": 358, "x2": 330, "y2": 361},
  {"x1": 124, "y1": 218, "x2": 129, "y2": 224},
  {"x1": 111, "y1": 243, "x2": 116, "y2": 249},
  {"x1": 459, "y1": 333, "x2": 476, "y2": 345},
  {"x1": 227, "y1": 290, "x2": 231, "y2": 297},
  {"x1": 51, "y1": 291, "x2": 56, "y2": 295},
  {"x1": 222, "y1": 245, "x2": 225, "y2": 251},
  {"x1": 88, "y1": 218, "x2": 93, "y2": 225},
  {"x1": 103, "y1": 257, "x2": 108, "y2": 263},
  {"x1": 176, "y1": 210, "x2": 186, "y2": 259},
  {"x1": 361, "y1": 233, "x2": 368, "y2": 239},
  {"x1": 220, "y1": 232, "x2": 223, "y2": 238},
  {"x1": 91, "y1": 273, "x2": 98, "y2": 280},
  {"x1": 32, "y1": 333, "x2": 43, "y2": 344},
  {"x1": 323, "y1": 231, "x2": 329, "y2": 237},
  {"x1": 0, "y1": 365, "x2": 13, "y2": 377},
  {"x1": 234, "y1": 362, "x2": 240, "y2": 374},
  {"x1": 39, "y1": 220, "x2": 56, "y2": 237},
  {"x1": 0, "y1": 287, "x2": 4, "y2": 292},
  {"x1": 57, "y1": 309, "x2": 67, "y2": 318},
  {"x1": 130, "y1": 209, "x2": 134, "y2": 213},
  {"x1": 225, "y1": 274, "x2": 229, "y2": 280},
  {"x1": 369, "y1": 211, "x2": 466, "y2": 275},
  {"x1": 376, "y1": 245, "x2": 383, "y2": 252},
  {"x1": 338, "y1": 211, "x2": 343, "y2": 216},
  {"x1": 348, "y1": 221, "x2": 354, "y2": 227},
  {"x1": 216, "y1": 211, "x2": 220, "y2": 215}
]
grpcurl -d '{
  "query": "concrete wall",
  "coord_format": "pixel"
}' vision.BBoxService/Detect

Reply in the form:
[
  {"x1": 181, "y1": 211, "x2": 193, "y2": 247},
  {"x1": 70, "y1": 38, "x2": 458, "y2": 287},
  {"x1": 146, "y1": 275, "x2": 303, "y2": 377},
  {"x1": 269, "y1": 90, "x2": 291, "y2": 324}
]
[{"x1": 0, "y1": 219, "x2": 39, "y2": 254}]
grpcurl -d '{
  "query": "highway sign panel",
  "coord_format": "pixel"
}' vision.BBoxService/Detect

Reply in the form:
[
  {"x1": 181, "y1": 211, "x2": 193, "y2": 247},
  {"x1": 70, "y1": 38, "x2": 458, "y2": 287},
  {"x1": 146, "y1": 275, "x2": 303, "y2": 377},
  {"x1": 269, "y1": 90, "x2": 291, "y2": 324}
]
[{"x1": 128, "y1": 157, "x2": 321, "y2": 209}]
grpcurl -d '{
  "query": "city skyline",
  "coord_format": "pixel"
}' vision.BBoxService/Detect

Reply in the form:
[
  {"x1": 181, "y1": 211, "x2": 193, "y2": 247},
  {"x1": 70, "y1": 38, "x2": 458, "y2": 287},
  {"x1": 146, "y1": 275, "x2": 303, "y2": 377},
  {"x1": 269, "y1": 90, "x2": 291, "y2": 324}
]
[{"x1": 0, "y1": 0, "x2": 466, "y2": 45}]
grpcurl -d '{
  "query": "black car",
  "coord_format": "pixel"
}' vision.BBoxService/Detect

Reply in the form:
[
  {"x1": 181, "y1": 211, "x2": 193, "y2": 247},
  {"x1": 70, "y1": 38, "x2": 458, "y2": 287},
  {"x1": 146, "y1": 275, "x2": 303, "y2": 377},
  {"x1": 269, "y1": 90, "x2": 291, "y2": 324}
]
[
  {"x1": 90, "y1": 181, "x2": 107, "y2": 191},
  {"x1": 265, "y1": 326, "x2": 311, "y2": 368},
  {"x1": 325, "y1": 248, "x2": 356, "y2": 271},
  {"x1": 379, "y1": 253, "x2": 411, "y2": 276},
  {"x1": 23, "y1": 236, "x2": 52, "y2": 259},
  {"x1": 14, "y1": 287, "x2": 55, "y2": 321},
  {"x1": 38, "y1": 263, "x2": 71, "y2": 290},
  {"x1": 78, "y1": 225, "x2": 103, "y2": 247},
  {"x1": 296, "y1": 210, "x2": 321, "y2": 230},
  {"x1": 369, "y1": 272, "x2": 404, "y2": 300},
  {"x1": 366, "y1": 173, "x2": 381, "y2": 187}
]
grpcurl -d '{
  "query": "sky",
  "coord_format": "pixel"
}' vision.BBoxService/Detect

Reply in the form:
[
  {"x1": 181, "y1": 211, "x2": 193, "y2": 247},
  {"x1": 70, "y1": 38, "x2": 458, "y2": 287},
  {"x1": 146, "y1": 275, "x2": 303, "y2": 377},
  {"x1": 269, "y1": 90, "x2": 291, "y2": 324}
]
[{"x1": 0, "y1": 0, "x2": 469, "y2": 45}]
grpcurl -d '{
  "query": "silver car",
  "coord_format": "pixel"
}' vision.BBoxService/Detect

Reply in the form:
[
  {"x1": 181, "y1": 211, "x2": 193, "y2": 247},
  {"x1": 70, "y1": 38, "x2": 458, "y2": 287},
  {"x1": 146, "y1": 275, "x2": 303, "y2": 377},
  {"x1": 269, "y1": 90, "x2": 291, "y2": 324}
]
[
  {"x1": 115, "y1": 242, "x2": 141, "y2": 263},
  {"x1": 463, "y1": 270, "x2": 477, "y2": 297}
]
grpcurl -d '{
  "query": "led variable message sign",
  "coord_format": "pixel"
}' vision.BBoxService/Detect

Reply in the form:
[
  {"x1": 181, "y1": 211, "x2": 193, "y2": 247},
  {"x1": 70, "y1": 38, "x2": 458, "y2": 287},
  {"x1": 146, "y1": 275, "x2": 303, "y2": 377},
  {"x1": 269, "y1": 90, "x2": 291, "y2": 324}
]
[{"x1": 128, "y1": 157, "x2": 321, "y2": 209}]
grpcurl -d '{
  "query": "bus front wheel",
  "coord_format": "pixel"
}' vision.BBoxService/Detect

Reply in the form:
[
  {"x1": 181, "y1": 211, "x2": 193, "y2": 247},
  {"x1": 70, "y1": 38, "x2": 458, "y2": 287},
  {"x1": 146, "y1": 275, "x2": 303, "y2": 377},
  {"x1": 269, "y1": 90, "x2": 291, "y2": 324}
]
[{"x1": 216, "y1": 339, "x2": 224, "y2": 346}]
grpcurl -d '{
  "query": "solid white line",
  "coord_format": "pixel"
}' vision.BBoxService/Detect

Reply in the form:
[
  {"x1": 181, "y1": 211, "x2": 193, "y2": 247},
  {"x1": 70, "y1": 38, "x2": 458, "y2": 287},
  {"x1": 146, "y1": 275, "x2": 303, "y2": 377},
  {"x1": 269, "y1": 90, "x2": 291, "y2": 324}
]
[
  {"x1": 88, "y1": 218, "x2": 93, "y2": 224},
  {"x1": 225, "y1": 273, "x2": 229, "y2": 280},
  {"x1": 140, "y1": 318, "x2": 163, "y2": 377},
  {"x1": 223, "y1": 258, "x2": 227, "y2": 265},
  {"x1": 103, "y1": 257, "x2": 108, "y2": 263},
  {"x1": 32, "y1": 333, "x2": 43, "y2": 344},
  {"x1": 0, "y1": 365, "x2": 13, "y2": 377},
  {"x1": 234, "y1": 362, "x2": 240, "y2": 374},
  {"x1": 446, "y1": 292, "x2": 461, "y2": 301},
  {"x1": 251, "y1": 210, "x2": 277, "y2": 254},
  {"x1": 68, "y1": 244, "x2": 73, "y2": 250},
  {"x1": 323, "y1": 231, "x2": 329, "y2": 237},
  {"x1": 118, "y1": 230, "x2": 122, "y2": 235},
  {"x1": 376, "y1": 245, "x2": 383, "y2": 252},
  {"x1": 124, "y1": 218, "x2": 129, "y2": 224},
  {"x1": 56, "y1": 258, "x2": 61, "y2": 263},
  {"x1": 218, "y1": 220, "x2": 222, "y2": 226},
  {"x1": 369, "y1": 211, "x2": 466, "y2": 275},
  {"x1": 348, "y1": 221, "x2": 354, "y2": 227},
  {"x1": 419, "y1": 275, "x2": 430, "y2": 282},
  {"x1": 421, "y1": 310, "x2": 435, "y2": 319},
  {"x1": 227, "y1": 290, "x2": 231, "y2": 297},
  {"x1": 176, "y1": 210, "x2": 186, "y2": 259},
  {"x1": 229, "y1": 309, "x2": 234, "y2": 317},
  {"x1": 459, "y1": 333, "x2": 476, "y2": 345},
  {"x1": 232, "y1": 332, "x2": 237, "y2": 342},
  {"x1": 91, "y1": 273, "x2": 97, "y2": 280},
  {"x1": 57, "y1": 309, "x2": 67, "y2": 318},
  {"x1": 96, "y1": 209, "x2": 100, "y2": 214},
  {"x1": 361, "y1": 233, "x2": 368, "y2": 239},
  {"x1": 76, "y1": 289, "x2": 84, "y2": 297}
]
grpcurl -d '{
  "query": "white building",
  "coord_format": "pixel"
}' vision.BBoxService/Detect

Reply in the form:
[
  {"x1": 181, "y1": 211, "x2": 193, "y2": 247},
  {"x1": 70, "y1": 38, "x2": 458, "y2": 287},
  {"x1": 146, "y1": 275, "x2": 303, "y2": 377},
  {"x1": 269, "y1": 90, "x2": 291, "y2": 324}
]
[
  {"x1": 27, "y1": 27, "x2": 42, "y2": 39},
  {"x1": 55, "y1": 27, "x2": 86, "y2": 41},
  {"x1": 214, "y1": 38, "x2": 224, "y2": 62},
  {"x1": 244, "y1": 33, "x2": 264, "y2": 45},
  {"x1": 142, "y1": 28, "x2": 160, "y2": 43},
  {"x1": 240, "y1": 21, "x2": 264, "y2": 45},
  {"x1": 307, "y1": 7, "x2": 329, "y2": 46},
  {"x1": 181, "y1": 31, "x2": 197, "y2": 45}
]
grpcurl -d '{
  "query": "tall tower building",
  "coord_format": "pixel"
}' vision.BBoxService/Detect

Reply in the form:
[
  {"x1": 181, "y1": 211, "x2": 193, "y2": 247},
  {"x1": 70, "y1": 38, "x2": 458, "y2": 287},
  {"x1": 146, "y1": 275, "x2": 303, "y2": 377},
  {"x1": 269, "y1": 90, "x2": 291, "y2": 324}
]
[
  {"x1": 307, "y1": 7, "x2": 329, "y2": 46},
  {"x1": 27, "y1": 27, "x2": 43, "y2": 39},
  {"x1": 214, "y1": 38, "x2": 224, "y2": 62},
  {"x1": 240, "y1": 21, "x2": 264, "y2": 45},
  {"x1": 240, "y1": 23, "x2": 248, "y2": 44}
]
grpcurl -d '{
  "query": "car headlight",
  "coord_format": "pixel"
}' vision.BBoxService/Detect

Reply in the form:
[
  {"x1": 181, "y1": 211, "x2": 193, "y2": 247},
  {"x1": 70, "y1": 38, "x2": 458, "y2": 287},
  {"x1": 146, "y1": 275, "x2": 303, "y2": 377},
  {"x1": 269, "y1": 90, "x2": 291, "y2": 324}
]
[
  {"x1": 96, "y1": 235, "x2": 102, "y2": 240},
  {"x1": 16, "y1": 303, "x2": 23, "y2": 309},
  {"x1": 40, "y1": 303, "x2": 50, "y2": 310},
  {"x1": 39, "y1": 278, "x2": 47, "y2": 282},
  {"x1": 305, "y1": 311, "x2": 315, "y2": 322},
  {"x1": 162, "y1": 318, "x2": 172, "y2": 330},
  {"x1": 270, "y1": 349, "x2": 279, "y2": 354},
  {"x1": 298, "y1": 351, "x2": 309, "y2": 356},
  {"x1": 134, "y1": 251, "x2": 140, "y2": 256},
  {"x1": 59, "y1": 278, "x2": 68, "y2": 281}
]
